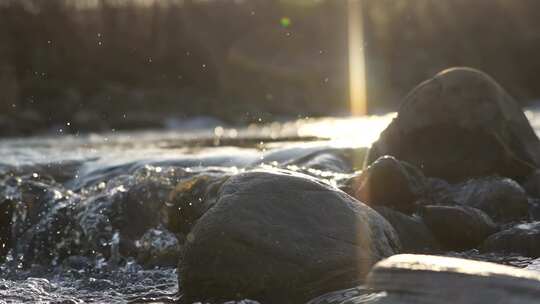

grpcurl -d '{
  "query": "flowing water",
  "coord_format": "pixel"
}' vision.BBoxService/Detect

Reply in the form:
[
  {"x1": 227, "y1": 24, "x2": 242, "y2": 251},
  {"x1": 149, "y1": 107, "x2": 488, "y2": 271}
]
[{"x1": 1, "y1": 110, "x2": 540, "y2": 304}]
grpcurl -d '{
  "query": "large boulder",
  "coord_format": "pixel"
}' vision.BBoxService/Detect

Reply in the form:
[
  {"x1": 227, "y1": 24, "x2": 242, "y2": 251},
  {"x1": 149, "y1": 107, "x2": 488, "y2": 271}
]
[
  {"x1": 367, "y1": 67, "x2": 540, "y2": 182},
  {"x1": 179, "y1": 170, "x2": 400, "y2": 304}
]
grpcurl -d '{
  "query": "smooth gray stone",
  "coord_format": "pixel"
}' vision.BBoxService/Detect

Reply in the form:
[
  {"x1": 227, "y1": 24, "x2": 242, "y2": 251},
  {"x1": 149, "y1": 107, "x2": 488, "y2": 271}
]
[{"x1": 365, "y1": 254, "x2": 540, "y2": 304}]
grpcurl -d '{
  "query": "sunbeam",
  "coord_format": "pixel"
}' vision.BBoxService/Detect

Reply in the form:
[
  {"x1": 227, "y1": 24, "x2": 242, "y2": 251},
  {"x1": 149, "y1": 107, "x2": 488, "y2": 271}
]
[{"x1": 348, "y1": 0, "x2": 368, "y2": 116}]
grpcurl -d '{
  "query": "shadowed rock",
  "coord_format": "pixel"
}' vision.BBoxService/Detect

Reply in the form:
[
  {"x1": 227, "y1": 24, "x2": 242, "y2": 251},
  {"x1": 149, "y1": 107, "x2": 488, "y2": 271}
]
[
  {"x1": 345, "y1": 156, "x2": 426, "y2": 214},
  {"x1": 429, "y1": 177, "x2": 529, "y2": 223},
  {"x1": 421, "y1": 205, "x2": 497, "y2": 250},
  {"x1": 367, "y1": 67, "x2": 540, "y2": 182},
  {"x1": 481, "y1": 222, "x2": 540, "y2": 257},
  {"x1": 179, "y1": 170, "x2": 400, "y2": 304},
  {"x1": 0, "y1": 193, "x2": 14, "y2": 259},
  {"x1": 523, "y1": 169, "x2": 540, "y2": 198},
  {"x1": 164, "y1": 172, "x2": 232, "y2": 236},
  {"x1": 528, "y1": 199, "x2": 540, "y2": 221},
  {"x1": 374, "y1": 207, "x2": 440, "y2": 253}
]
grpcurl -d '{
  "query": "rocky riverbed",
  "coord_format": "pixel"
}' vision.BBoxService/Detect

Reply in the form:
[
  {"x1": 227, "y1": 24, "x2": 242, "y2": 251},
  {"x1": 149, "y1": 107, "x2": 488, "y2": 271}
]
[{"x1": 3, "y1": 68, "x2": 540, "y2": 303}]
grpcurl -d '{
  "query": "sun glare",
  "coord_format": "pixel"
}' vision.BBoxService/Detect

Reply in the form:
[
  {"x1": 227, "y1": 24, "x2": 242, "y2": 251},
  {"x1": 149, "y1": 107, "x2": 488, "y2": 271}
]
[
  {"x1": 348, "y1": 0, "x2": 368, "y2": 116},
  {"x1": 297, "y1": 113, "x2": 396, "y2": 148}
]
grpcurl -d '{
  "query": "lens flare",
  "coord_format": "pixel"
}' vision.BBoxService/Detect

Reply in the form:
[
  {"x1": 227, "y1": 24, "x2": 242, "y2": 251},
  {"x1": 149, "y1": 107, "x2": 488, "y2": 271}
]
[{"x1": 348, "y1": 0, "x2": 368, "y2": 116}]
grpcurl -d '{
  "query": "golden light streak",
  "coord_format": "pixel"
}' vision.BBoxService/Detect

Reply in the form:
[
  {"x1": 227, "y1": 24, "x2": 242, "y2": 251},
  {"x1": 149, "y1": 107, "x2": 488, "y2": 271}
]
[{"x1": 348, "y1": 0, "x2": 368, "y2": 116}]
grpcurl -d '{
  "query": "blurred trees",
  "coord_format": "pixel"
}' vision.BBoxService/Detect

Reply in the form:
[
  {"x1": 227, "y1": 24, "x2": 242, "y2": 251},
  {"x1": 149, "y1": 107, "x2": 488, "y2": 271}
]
[
  {"x1": 0, "y1": 0, "x2": 348, "y2": 135},
  {"x1": 1, "y1": 0, "x2": 540, "y2": 135},
  {"x1": 363, "y1": 0, "x2": 540, "y2": 110}
]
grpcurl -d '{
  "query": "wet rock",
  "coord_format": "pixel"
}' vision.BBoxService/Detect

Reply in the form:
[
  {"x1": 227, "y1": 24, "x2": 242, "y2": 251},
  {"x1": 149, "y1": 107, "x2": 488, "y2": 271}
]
[
  {"x1": 164, "y1": 172, "x2": 231, "y2": 236},
  {"x1": 11, "y1": 177, "x2": 59, "y2": 232},
  {"x1": 374, "y1": 207, "x2": 440, "y2": 253},
  {"x1": 62, "y1": 256, "x2": 93, "y2": 270},
  {"x1": 345, "y1": 156, "x2": 426, "y2": 214},
  {"x1": 481, "y1": 222, "x2": 540, "y2": 257},
  {"x1": 0, "y1": 165, "x2": 236, "y2": 266},
  {"x1": 421, "y1": 205, "x2": 496, "y2": 250},
  {"x1": 528, "y1": 199, "x2": 540, "y2": 221},
  {"x1": 0, "y1": 197, "x2": 13, "y2": 258},
  {"x1": 433, "y1": 177, "x2": 529, "y2": 223},
  {"x1": 367, "y1": 67, "x2": 540, "y2": 182},
  {"x1": 306, "y1": 286, "x2": 384, "y2": 304},
  {"x1": 0, "y1": 174, "x2": 78, "y2": 263},
  {"x1": 135, "y1": 227, "x2": 180, "y2": 267},
  {"x1": 366, "y1": 254, "x2": 540, "y2": 304},
  {"x1": 180, "y1": 170, "x2": 400, "y2": 304},
  {"x1": 75, "y1": 167, "x2": 186, "y2": 259},
  {"x1": 523, "y1": 169, "x2": 540, "y2": 198},
  {"x1": 421, "y1": 177, "x2": 453, "y2": 203},
  {"x1": 121, "y1": 180, "x2": 169, "y2": 239},
  {"x1": 23, "y1": 211, "x2": 81, "y2": 264}
]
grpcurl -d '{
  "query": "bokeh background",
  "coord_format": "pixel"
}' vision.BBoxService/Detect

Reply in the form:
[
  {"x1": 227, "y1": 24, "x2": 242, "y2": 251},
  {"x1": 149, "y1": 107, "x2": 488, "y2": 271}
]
[{"x1": 1, "y1": 0, "x2": 539, "y2": 136}]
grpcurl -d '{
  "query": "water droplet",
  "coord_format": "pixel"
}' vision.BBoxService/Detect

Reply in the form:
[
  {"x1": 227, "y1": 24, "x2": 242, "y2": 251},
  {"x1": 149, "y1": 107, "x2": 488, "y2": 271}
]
[{"x1": 214, "y1": 126, "x2": 224, "y2": 137}]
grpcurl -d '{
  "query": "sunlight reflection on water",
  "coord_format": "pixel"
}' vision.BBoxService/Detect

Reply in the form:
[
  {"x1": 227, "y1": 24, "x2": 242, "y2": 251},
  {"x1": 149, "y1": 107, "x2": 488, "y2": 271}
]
[{"x1": 298, "y1": 113, "x2": 396, "y2": 148}]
